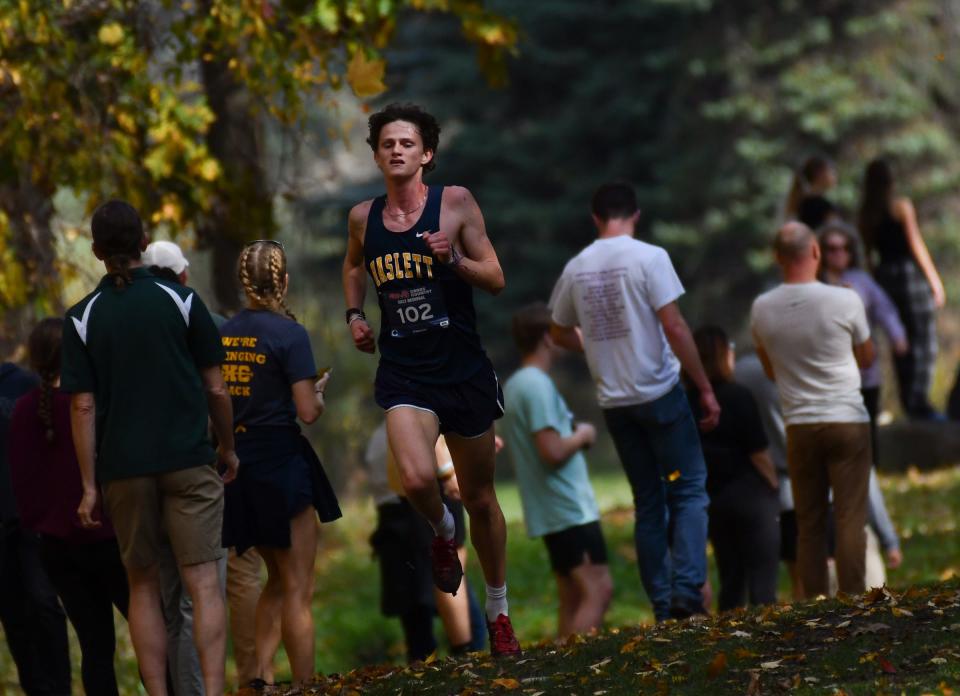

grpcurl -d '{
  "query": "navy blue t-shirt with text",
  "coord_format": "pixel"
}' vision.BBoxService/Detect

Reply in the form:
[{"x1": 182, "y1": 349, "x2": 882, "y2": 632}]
[{"x1": 219, "y1": 309, "x2": 317, "y2": 429}]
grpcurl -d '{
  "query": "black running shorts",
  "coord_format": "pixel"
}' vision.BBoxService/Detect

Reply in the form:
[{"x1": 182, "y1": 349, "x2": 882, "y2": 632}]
[
  {"x1": 375, "y1": 361, "x2": 504, "y2": 438},
  {"x1": 542, "y1": 520, "x2": 608, "y2": 576}
]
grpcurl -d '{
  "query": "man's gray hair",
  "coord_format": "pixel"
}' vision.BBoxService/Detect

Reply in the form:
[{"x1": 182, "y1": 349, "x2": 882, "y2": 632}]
[{"x1": 774, "y1": 221, "x2": 816, "y2": 261}]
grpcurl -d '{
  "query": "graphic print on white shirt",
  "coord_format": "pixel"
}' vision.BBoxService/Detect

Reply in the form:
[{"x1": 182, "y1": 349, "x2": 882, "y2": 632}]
[{"x1": 550, "y1": 236, "x2": 684, "y2": 408}]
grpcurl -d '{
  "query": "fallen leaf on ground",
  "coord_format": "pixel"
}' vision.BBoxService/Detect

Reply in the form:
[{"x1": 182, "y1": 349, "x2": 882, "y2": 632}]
[
  {"x1": 706, "y1": 652, "x2": 727, "y2": 679},
  {"x1": 491, "y1": 677, "x2": 520, "y2": 690},
  {"x1": 878, "y1": 657, "x2": 897, "y2": 674},
  {"x1": 853, "y1": 622, "x2": 890, "y2": 635},
  {"x1": 760, "y1": 659, "x2": 782, "y2": 670}
]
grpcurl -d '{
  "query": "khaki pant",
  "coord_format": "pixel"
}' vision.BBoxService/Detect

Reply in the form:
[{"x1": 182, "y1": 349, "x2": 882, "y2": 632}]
[
  {"x1": 103, "y1": 464, "x2": 224, "y2": 568},
  {"x1": 787, "y1": 422, "x2": 871, "y2": 597},
  {"x1": 226, "y1": 548, "x2": 263, "y2": 685}
]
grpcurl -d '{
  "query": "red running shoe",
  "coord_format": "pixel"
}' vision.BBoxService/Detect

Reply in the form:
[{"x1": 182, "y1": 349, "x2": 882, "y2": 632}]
[
  {"x1": 487, "y1": 613, "x2": 522, "y2": 657},
  {"x1": 430, "y1": 535, "x2": 463, "y2": 594}
]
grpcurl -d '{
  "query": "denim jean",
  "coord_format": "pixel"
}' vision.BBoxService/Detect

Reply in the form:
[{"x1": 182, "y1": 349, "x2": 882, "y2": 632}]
[{"x1": 603, "y1": 384, "x2": 709, "y2": 621}]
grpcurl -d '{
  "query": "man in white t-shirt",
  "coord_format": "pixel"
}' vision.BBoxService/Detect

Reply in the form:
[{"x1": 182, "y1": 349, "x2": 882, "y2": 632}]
[
  {"x1": 751, "y1": 221, "x2": 874, "y2": 598},
  {"x1": 549, "y1": 182, "x2": 720, "y2": 622}
]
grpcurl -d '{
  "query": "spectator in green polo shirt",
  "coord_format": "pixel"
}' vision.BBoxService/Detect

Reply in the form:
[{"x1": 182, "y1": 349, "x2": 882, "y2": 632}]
[{"x1": 61, "y1": 200, "x2": 239, "y2": 696}]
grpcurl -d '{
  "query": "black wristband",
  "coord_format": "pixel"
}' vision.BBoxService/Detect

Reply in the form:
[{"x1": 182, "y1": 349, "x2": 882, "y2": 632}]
[{"x1": 345, "y1": 308, "x2": 365, "y2": 325}]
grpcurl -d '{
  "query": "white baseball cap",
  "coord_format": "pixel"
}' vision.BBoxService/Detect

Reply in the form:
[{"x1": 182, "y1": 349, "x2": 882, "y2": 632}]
[{"x1": 143, "y1": 241, "x2": 189, "y2": 275}]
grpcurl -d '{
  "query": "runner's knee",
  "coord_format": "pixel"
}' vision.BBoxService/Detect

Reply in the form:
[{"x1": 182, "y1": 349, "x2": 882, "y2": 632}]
[
  {"x1": 460, "y1": 485, "x2": 496, "y2": 516},
  {"x1": 396, "y1": 462, "x2": 439, "y2": 496}
]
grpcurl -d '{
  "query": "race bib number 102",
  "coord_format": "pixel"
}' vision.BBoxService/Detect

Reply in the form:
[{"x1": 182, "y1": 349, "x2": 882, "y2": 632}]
[{"x1": 383, "y1": 284, "x2": 450, "y2": 337}]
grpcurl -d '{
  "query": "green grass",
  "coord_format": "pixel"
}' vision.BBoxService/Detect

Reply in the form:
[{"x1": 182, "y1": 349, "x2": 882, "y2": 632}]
[
  {"x1": 0, "y1": 466, "x2": 957, "y2": 693},
  {"x1": 328, "y1": 578, "x2": 960, "y2": 695},
  {"x1": 310, "y1": 466, "x2": 960, "y2": 677}
]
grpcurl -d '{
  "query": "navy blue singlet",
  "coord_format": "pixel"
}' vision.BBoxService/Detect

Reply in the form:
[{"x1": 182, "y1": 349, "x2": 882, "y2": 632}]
[{"x1": 363, "y1": 185, "x2": 487, "y2": 384}]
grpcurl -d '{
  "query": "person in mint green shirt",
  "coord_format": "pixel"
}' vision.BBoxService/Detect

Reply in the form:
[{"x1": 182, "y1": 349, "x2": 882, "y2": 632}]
[{"x1": 501, "y1": 303, "x2": 612, "y2": 638}]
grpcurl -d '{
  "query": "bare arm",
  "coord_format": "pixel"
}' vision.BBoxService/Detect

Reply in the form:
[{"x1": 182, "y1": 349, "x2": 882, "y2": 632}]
[
  {"x1": 534, "y1": 423, "x2": 596, "y2": 469},
  {"x1": 71, "y1": 392, "x2": 101, "y2": 529},
  {"x1": 749, "y1": 449, "x2": 779, "y2": 491},
  {"x1": 853, "y1": 338, "x2": 876, "y2": 369},
  {"x1": 291, "y1": 371, "x2": 330, "y2": 425},
  {"x1": 422, "y1": 187, "x2": 505, "y2": 295},
  {"x1": 658, "y1": 302, "x2": 720, "y2": 430},
  {"x1": 752, "y1": 332, "x2": 776, "y2": 381},
  {"x1": 549, "y1": 322, "x2": 584, "y2": 353},
  {"x1": 342, "y1": 202, "x2": 376, "y2": 353},
  {"x1": 201, "y1": 365, "x2": 239, "y2": 483},
  {"x1": 896, "y1": 198, "x2": 945, "y2": 308}
]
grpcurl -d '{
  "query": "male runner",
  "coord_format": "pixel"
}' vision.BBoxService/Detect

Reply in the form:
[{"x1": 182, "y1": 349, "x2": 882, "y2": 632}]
[{"x1": 342, "y1": 103, "x2": 520, "y2": 656}]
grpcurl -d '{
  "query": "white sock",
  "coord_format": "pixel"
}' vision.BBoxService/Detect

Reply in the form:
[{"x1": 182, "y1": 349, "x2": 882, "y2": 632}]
[
  {"x1": 430, "y1": 505, "x2": 456, "y2": 541},
  {"x1": 485, "y1": 583, "x2": 508, "y2": 621}
]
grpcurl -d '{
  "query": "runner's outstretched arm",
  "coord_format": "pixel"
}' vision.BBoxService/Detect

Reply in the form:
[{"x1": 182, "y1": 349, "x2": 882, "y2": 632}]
[
  {"x1": 343, "y1": 202, "x2": 376, "y2": 353},
  {"x1": 422, "y1": 187, "x2": 504, "y2": 295}
]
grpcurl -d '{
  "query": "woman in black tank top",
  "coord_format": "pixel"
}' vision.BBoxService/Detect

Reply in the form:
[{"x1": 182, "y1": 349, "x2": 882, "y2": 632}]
[{"x1": 857, "y1": 158, "x2": 945, "y2": 419}]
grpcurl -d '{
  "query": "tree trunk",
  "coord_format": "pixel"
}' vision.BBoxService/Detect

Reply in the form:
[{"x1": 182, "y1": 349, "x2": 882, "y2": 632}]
[
  {"x1": 0, "y1": 178, "x2": 60, "y2": 357},
  {"x1": 198, "y1": 40, "x2": 274, "y2": 315}
]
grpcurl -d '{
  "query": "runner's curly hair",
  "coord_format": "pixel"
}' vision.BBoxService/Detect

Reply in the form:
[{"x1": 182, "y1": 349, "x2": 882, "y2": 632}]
[
  {"x1": 237, "y1": 241, "x2": 296, "y2": 321},
  {"x1": 27, "y1": 318, "x2": 64, "y2": 443},
  {"x1": 367, "y1": 103, "x2": 441, "y2": 173}
]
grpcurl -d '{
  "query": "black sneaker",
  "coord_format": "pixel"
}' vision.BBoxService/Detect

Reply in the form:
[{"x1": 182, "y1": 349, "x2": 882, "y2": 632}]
[{"x1": 669, "y1": 596, "x2": 708, "y2": 620}]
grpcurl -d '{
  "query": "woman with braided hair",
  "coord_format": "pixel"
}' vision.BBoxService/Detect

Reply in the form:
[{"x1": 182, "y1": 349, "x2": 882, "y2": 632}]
[
  {"x1": 220, "y1": 240, "x2": 341, "y2": 686},
  {"x1": 8, "y1": 318, "x2": 130, "y2": 695}
]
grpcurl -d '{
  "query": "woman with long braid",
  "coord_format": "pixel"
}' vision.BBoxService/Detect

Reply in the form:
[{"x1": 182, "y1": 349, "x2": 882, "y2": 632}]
[
  {"x1": 8, "y1": 318, "x2": 130, "y2": 695},
  {"x1": 220, "y1": 240, "x2": 341, "y2": 686}
]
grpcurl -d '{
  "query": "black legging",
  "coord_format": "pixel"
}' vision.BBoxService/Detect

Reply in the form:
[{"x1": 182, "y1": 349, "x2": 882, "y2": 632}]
[
  {"x1": 708, "y1": 476, "x2": 780, "y2": 611},
  {"x1": 400, "y1": 604, "x2": 437, "y2": 663},
  {"x1": 39, "y1": 536, "x2": 129, "y2": 696},
  {"x1": 0, "y1": 526, "x2": 71, "y2": 696},
  {"x1": 861, "y1": 386, "x2": 880, "y2": 467}
]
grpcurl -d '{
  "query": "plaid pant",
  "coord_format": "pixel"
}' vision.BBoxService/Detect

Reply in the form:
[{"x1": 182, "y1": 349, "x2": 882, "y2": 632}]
[{"x1": 875, "y1": 259, "x2": 937, "y2": 416}]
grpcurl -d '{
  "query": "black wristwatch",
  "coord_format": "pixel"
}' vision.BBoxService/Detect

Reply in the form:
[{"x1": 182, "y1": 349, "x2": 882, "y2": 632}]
[{"x1": 345, "y1": 308, "x2": 366, "y2": 325}]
